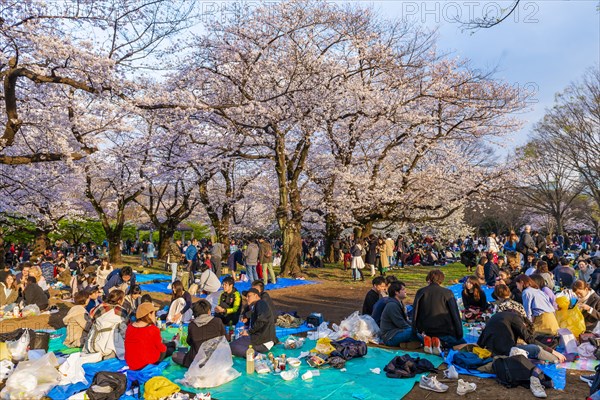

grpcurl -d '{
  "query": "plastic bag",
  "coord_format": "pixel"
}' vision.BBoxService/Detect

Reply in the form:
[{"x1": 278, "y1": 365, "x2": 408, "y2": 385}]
[
  {"x1": 315, "y1": 338, "x2": 336, "y2": 355},
  {"x1": 284, "y1": 336, "x2": 305, "y2": 350},
  {"x1": 0, "y1": 352, "x2": 61, "y2": 399},
  {"x1": 178, "y1": 336, "x2": 240, "y2": 388},
  {"x1": 558, "y1": 328, "x2": 578, "y2": 354},
  {"x1": 21, "y1": 304, "x2": 41, "y2": 317},
  {"x1": 578, "y1": 342, "x2": 596, "y2": 358},
  {"x1": 333, "y1": 311, "x2": 380, "y2": 342},
  {"x1": 6, "y1": 330, "x2": 29, "y2": 361},
  {"x1": 556, "y1": 297, "x2": 586, "y2": 337},
  {"x1": 307, "y1": 322, "x2": 333, "y2": 340},
  {"x1": 58, "y1": 352, "x2": 103, "y2": 386}
]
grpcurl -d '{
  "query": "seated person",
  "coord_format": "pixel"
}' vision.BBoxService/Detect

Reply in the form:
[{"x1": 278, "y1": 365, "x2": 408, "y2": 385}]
[
  {"x1": 85, "y1": 285, "x2": 103, "y2": 313},
  {"x1": 241, "y1": 280, "x2": 277, "y2": 325},
  {"x1": 23, "y1": 276, "x2": 49, "y2": 311},
  {"x1": 85, "y1": 290, "x2": 129, "y2": 359},
  {"x1": 172, "y1": 299, "x2": 226, "y2": 367},
  {"x1": 361, "y1": 276, "x2": 387, "y2": 316},
  {"x1": 461, "y1": 276, "x2": 488, "y2": 311},
  {"x1": 30, "y1": 265, "x2": 50, "y2": 294},
  {"x1": 474, "y1": 256, "x2": 486, "y2": 285},
  {"x1": 122, "y1": 285, "x2": 143, "y2": 318},
  {"x1": 55, "y1": 263, "x2": 72, "y2": 287},
  {"x1": 0, "y1": 273, "x2": 18, "y2": 307},
  {"x1": 515, "y1": 275, "x2": 559, "y2": 335},
  {"x1": 493, "y1": 284, "x2": 527, "y2": 319},
  {"x1": 196, "y1": 263, "x2": 221, "y2": 294},
  {"x1": 372, "y1": 276, "x2": 399, "y2": 325},
  {"x1": 103, "y1": 266, "x2": 136, "y2": 296},
  {"x1": 380, "y1": 281, "x2": 417, "y2": 346},
  {"x1": 412, "y1": 269, "x2": 465, "y2": 350},
  {"x1": 125, "y1": 302, "x2": 176, "y2": 370},
  {"x1": 554, "y1": 258, "x2": 575, "y2": 289},
  {"x1": 573, "y1": 279, "x2": 600, "y2": 332},
  {"x1": 63, "y1": 291, "x2": 92, "y2": 348},
  {"x1": 484, "y1": 256, "x2": 500, "y2": 287},
  {"x1": 166, "y1": 280, "x2": 193, "y2": 324},
  {"x1": 477, "y1": 310, "x2": 565, "y2": 363},
  {"x1": 230, "y1": 288, "x2": 276, "y2": 357},
  {"x1": 214, "y1": 276, "x2": 242, "y2": 325},
  {"x1": 530, "y1": 274, "x2": 557, "y2": 310}
]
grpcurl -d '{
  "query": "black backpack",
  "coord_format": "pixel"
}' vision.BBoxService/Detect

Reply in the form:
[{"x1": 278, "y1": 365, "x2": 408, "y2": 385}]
[
  {"x1": 384, "y1": 355, "x2": 437, "y2": 379},
  {"x1": 86, "y1": 372, "x2": 127, "y2": 400},
  {"x1": 590, "y1": 364, "x2": 600, "y2": 396},
  {"x1": 330, "y1": 338, "x2": 367, "y2": 360}
]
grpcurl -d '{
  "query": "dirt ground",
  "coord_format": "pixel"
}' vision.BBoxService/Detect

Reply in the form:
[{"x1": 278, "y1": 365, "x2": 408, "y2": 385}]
[{"x1": 0, "y1": 280, "x2": 592, "y2": 399}]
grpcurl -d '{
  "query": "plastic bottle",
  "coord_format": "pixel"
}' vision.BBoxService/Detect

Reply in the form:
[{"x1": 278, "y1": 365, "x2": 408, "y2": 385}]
[{"x1": 246, "y1": 345, "x2": 255, "y2": 374}]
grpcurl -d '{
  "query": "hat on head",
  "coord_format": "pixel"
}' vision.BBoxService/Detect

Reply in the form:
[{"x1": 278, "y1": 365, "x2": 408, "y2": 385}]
[
  {"x1": 242, "y1": 288, "x2": 260, "y2": 297},
  {"x1": 136, "y1": 302, "x2": 159, "y2": 321}
]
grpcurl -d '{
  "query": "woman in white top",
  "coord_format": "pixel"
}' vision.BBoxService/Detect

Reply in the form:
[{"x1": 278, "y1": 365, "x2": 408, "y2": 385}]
[{"x1": 96, "y1": 258, "x2": 113, "y2": 288}]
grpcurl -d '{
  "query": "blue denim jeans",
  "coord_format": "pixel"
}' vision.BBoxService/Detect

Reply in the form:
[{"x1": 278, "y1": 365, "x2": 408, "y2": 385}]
[
  {"x1": 437, "y1": 335, "x2": 467, "y2": 348},
  {"x1": 384, "y1": 328, "x2": 418, "y2": 346},
  {"x1": 246, "y1": 264, "x2": 257, "y2": 282},
  {"x1": 517, "y1": 344, "x2": 540, "y2": 358}
]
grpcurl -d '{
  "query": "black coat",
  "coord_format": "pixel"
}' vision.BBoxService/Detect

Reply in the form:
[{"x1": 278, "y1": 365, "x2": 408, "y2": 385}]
[
  {"x1": 477, "y1": 311, "x2": 533, "y2": 356},
  {"x1": 583, "y1": 292, "x2": 600, "y2": 332},
  {"x1": 248, "y1": 299, "x2": 277, "y2": 347},
  {"x1": 182, "y1": 317, "x2": 226, "y2": 367},
  {"x1": 462, "y1": 288, "x2": 488, "y2": 310},
  {"x1": 412, "y1": 283, "x2": 463, "y2": 339},
  {"x1": 23, "y1": 283, "x2": 49, "y2": 311},
  {"x1": 362, "y1": 289, "x2": 380, "y2": 316}
]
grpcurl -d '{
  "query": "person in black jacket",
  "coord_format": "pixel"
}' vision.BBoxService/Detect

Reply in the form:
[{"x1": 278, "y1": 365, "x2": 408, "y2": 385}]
[
  {"x1": 590, "y1": 259, "x2": 600, "y2": 293},
  {"x1": 573, "y1": 280, "x2": 600, "y2": 332},
  {"x1": 230, "y1": 288, "x2": 276, "y2": 357},
  {"x1": 461, "y1": 276, "x2": 488, "y2": 310},
  {"x1": 483, "y1": 255, "x2": 500, "y2": 287},
  {"x1": 172, "y1": 300, "x2": 225, "y2": 367},
  {"x1": 477, "y1": 311, "x2": 565, "y2": 363},
  {"x1": 362, "y1": 276, "x2": 386, "y2": 316},
  {"x1": 23, "y1": 276, "x2": 49, "y2": 311},
  {"x1": 412, "y1": 269, "x2": 465, "y2": 348}
]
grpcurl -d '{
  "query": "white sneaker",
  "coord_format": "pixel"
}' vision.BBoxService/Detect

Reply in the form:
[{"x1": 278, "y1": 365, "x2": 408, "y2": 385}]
[
  {"x1": 457, "y1": 379, "x2": 476, "y2": 395},
  {"x1": 419, "y1": 375, "x2": 449, "y2": 393},
  {"x1": 530, "y1": 376, "x2": 547, "y2": 398},
  {"x1": 509, "y1": 347, "x2": 529, "y2": 358},
  {"x1": 443, "y1": 365, "x2": 459, "y2": 380}
]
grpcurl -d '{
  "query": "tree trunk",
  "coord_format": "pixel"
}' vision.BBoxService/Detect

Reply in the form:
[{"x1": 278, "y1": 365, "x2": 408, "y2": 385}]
[
  {"x1": 213, "y1": 216, "x2": 231, "y2": 254},
  {"x1": 555, "y1": 214, "x2": 564, "y2": 236},
  {"x1": 280, "y1": 222, "x2": 303, "y2": 277},
  {"x1": 157, "y1": 225, "x2": 177, "y2": 260},
  {"x1": 355, "y1": 221, "x2": 374, "y2": 239},
  {"x1": 107, "y1": 232, "x2": 122, "y2": 264},
  {"x1": 33, "y1": 229, "x2": 50, "y2": 258},
  {"x1": 324, "y1": 212, "x2": 341, "y2": 263}
]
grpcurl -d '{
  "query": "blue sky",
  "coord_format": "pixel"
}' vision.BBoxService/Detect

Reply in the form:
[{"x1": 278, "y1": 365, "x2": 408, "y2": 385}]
[{"x1": 367, "y1": 0, "x2": 600, "y2": 153}]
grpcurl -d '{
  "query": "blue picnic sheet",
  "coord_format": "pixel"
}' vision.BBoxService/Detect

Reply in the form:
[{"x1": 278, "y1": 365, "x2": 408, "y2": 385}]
[
  {"x1": 445, "y1": 350, "x2": 566, "y2": 390},
  {"x1": 447, "y1": 283, "x2": 495, "y2": 302},
  {"x1": 139, "y1": 277, "x2": 317, "y2": 294},
  {"x1": 135, "y1": 273, "x2": 172, "y2": 283}
]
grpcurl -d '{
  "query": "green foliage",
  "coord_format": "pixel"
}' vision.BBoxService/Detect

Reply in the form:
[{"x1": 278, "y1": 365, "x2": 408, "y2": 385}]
[
  {"x1": 1, "y1": 215, "x2": 36, "y2": 244},
  {"x1": 185, "y1": 222, "x2": 211, "y2": 241},
  {"x1": 49, "y1": 219, "x2": 106, "y2": 245}
]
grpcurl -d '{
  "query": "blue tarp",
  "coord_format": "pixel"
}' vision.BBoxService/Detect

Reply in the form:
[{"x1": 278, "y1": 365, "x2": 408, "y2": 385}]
[
  {"x1": 135, "y1": 273, "x2": 172, "y2": 283},
  {"x1": 444, "y1": 350, "x2": 566, "y2": 391},
  {"x1": 447, "y1": 283, "x2": 495, "y2": 302},
  {"x1": 139, "y1": 277, "x2": 317, "y2": 294}
]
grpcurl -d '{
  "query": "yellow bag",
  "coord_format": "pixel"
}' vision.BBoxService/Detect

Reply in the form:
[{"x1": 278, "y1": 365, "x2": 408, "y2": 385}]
[
  {"x1": 144, "y1": 376, "x2": 180, "y2": 400},
  {"x1": 556, "y1": 296, "x2": 586, "y2": 337},
  {"x1": 472, "y1": 346, "x2": 492, "y2": 359},
  {"x1": 315, "y1": 337, "x2": 336, "y2": 355}
]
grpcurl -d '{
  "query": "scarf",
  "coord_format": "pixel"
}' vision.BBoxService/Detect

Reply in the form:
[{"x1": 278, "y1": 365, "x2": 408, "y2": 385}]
[{"x1": 193, "y1": 314, "x2": 214, "y2": 328}]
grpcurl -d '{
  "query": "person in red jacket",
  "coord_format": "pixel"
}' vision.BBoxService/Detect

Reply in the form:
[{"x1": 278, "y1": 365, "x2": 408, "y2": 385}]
[{"x1": 124, "y1": 302, "x2": 176, "y2": 370}]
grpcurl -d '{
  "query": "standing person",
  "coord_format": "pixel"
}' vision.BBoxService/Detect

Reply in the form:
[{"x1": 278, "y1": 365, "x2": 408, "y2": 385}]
[
  {"x1": 146, "y1": 241, "x2": 155, "y2": 267},
  {"x1": 385, "y1": 235, "x2": 395, "y2": 269},
  {"x1": 533, "y1": 231, "x2": 546, "y2": 255},
  {"x1": 377, "y1": 238, "x2": 389, "y2": 275},
  {"x1": 230, "y1": 288, "x2": 276, "y2": 357},
  {"x1": 258, "y1": 237, "x2": 276, "y2": 285},
  {"x1": 350, "y1": 241, "x2": 364, "y2": 281},
  {"x1": 244, "y1": 238, "x2": 260, "y2": 283},
  {"x1": 487, "y1": 233, "x2": 500, "y2": 263},
  {"x1": 518, "y1": 225, "x2": 537, "y2": 258},
  {"x1": 412, "y1": 270, "x2": 465, "y2": 352},
  {"x1": 365, "y1": 235, "x2": 377, "y2": 277},
  {"x1": 211, "y1": 240, "x2": 225, "y2": 278},
  {"x1": 167, "y1": 239, "x2": 183, "y2": 289},
  {"x1": 184, "y1": 239, "x2": 199, "y2": 289},
  {"x1": 141, "y1": 240, "x2": 149, "y2": 266}
]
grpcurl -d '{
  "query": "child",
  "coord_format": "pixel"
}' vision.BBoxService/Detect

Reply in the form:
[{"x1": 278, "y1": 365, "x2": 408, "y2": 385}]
[{"x1": 63, "y1": 291, "x2": 92, "y2": 347}]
